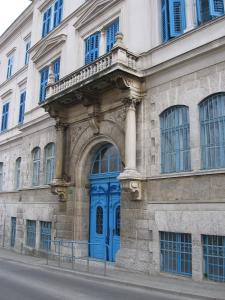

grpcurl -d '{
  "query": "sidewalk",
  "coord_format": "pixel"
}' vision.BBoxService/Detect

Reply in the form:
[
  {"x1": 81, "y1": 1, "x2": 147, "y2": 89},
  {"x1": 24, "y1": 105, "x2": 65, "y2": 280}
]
[{"x1": 0, "y1": 247, "x2": 225, "y2": 300}]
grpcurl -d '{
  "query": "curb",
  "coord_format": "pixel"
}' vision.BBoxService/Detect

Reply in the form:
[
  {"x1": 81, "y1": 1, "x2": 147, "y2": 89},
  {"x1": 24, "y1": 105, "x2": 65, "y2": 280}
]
[
  {"x1": 42, "y1": 264, "x2": 223, "y2": 300},
  {"x1": 0, "y1": 252, "x2": 224, "y2": 300}
]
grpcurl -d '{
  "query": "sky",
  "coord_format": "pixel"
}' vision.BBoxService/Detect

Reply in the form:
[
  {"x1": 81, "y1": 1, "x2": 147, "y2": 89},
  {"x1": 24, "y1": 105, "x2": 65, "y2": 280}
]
[{"x1": 0, "y1": 0, "x2": 31, "y2": 36}]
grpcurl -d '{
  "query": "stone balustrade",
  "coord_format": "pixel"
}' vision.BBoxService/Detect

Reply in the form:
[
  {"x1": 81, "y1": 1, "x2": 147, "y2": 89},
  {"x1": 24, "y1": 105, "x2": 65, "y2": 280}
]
[{"x1": 46, "y1": 44, "x2": 139, "y2": 99}]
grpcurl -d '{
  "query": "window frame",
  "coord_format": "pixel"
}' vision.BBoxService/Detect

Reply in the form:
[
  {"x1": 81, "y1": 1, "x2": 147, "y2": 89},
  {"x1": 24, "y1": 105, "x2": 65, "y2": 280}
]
[
  {"x1": 32, "y1": 147, "x2": 41, "y2": 186},
  {"x1": 1, "y1": 102, "x2": 10, "y2": 132},
  {"x1": 18, "y1": 91, "x2": 26, "y2": 124},
  {"x1": 44, "y1": 143, "x2": 55, "y2": 185}
]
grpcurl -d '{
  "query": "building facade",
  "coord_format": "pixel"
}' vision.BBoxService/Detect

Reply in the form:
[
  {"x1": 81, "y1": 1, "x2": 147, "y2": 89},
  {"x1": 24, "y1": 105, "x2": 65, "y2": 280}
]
[{"x1": 0, "y1": 0, "x2": 225, "y2": 282}]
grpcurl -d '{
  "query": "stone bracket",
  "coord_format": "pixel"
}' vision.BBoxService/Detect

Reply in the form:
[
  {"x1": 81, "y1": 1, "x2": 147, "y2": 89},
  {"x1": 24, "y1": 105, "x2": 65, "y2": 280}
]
[
  {"x1": 120, "y1": 177, "x2": 143, "y2": 201},
  {"x1": 50, "y1": 179, "x2": 70, "y2": 202}
]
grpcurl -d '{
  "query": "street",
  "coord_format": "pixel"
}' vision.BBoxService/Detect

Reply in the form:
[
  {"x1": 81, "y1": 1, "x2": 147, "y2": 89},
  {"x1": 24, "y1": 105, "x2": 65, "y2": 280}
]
[{"x1": 0, "y1": 257, "x2": 193, "y2": 300}]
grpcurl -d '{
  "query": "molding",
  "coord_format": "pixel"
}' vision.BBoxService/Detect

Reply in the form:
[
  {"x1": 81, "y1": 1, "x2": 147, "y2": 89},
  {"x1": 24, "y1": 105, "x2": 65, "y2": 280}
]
[
  {"x1": 31, "y1": 34, "x2": 67, "y2": 64},
  {"x1": 6, "y1": 47, "x2": 16, "y2": 57},
  {"x1": 74, "y1": 0, "x2": 122, "y2": 30},
  {"x1": 23, "y1": 32, "x2": 31, "y2": 42},
  {"x1": 0, "y1": 65, "x2": 28, "y2": 89},
  {"x1": 0, "y1": 89, "x2": 13, "y2": 100},
  {"x1": 38, "y1": 0, "x2": 54, "y2": 12},
  {"x1": 18, "y1": 78, "x2": 27, "y2": 88}
]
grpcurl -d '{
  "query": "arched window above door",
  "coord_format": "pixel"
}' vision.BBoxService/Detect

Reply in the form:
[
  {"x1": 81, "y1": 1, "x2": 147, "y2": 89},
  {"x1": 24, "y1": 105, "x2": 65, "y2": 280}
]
[{"x1": 91, "y1": 144, "x2": 121, "y2": 176}]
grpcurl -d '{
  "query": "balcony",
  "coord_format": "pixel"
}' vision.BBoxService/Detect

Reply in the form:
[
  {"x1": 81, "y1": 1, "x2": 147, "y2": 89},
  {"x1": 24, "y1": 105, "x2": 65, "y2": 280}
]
[{"x1": 45, "y1": 33, "x2": 141, "y2": 106}]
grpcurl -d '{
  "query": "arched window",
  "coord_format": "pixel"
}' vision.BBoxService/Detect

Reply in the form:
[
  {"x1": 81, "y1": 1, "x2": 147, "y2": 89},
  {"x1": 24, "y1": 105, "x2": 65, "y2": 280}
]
[
  {"x1": 32, "y1": 147, "x2": 40, "y2": 186},
  {"x1": 15, "y1": 157, "x2": 21, "y2": 189},
  {"x1": 91, "y1": 144, "x2": 121, "y2": 176},
  {"x1": 160, "y1": 106, "x2": 191, "y2": 173},
  {"x1": 44, "y1": 143, "x2": 55, "y2": 184},
  {"x1": 200, "y1": 93, "x2": 225, "y2": 169}
]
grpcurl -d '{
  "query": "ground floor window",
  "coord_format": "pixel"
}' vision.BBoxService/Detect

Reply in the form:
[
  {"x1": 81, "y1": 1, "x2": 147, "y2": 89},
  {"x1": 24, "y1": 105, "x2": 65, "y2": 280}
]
[
  {"x1": 11, "y1": 217, "x2": 16, "y2": 247},
  {"x1": 26, "y1": 220, "x2": 36, "y2": 248},
  {"x1": 203, "y1": 235, "x2": 225, "y2": 282},
  {"x1": 160, "y1": 231, "x2": 192, "y2": 276},
  {"x1": 40, "y1": 221, "x2": 51, "y2": 250}
]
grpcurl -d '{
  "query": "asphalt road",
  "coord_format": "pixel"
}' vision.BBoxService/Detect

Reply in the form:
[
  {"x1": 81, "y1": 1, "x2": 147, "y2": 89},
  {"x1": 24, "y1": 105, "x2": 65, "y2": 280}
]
[{"x1": 0, "y1": 257, "x2": 193, "y2": 300}]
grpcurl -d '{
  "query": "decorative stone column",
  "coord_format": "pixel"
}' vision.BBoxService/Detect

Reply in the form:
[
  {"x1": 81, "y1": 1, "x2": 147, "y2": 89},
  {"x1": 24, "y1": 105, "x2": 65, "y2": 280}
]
[
  {"x1": 184, "y1": 0, "x2": 196, "y2": 32},
  {"x1": 119, "y1": 97, "x2": 143, "y2": 200},
  {"x1": 51, "y1": 121, "x2": 69, "y2": 202}
]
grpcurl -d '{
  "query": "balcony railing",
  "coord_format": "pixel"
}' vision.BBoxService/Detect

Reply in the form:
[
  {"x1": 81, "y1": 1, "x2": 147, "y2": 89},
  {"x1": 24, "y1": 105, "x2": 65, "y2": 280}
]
[{"x1": 46, "y1": 34, "x2": 139, "y2": 100}]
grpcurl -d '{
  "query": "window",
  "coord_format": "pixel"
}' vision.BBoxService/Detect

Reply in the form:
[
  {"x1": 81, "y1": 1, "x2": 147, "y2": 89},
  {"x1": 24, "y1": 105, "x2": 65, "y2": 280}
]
[
  {"x1": 85, "y1": 32, "x2": 100, "y2": 64},
  {"x1": 40, "y1": 221, "x2": 51, "y2": 250},
  {"x1": 203, "y1": 235, "x2": 225, "y2": 282},
  {"x1": 199, "y1": 93, "x2": 225, "y2": 169},
  {"x1": 32, "y1": 147, "x2": 41, "y2": 186},
  {"x1": 160, "y1": 232, "x2": 192, "y2": 276},
  {"x1": 24, "y1": 40, "x2": 31, "y2": 65},
  {"x1": 0, "y1": 163, "x2": 3, "y2": 192},
  {"x1": 44, "y1": 143, "x2": 55, "y2": 184},
  {"x1": 6, "y1": 55, "x2": 13, "y2": 79},
  {"x1": 1, "y1": 102, "x2": 9, "y2": 132},
  {"x1": 42, "y1": 7, "x2": 52, "y2": 38},
  {"x1": 11, "y1": 217, "x2": 16, "y2": 247},
  {"x1": 161, "y1": 0, "x2": 186, "y2": 43},
  {"x1": 15, "y1": 157, "x2": 21, "y2": 190},
  {"x1": 42, "y1": 0, "x2": 63, "y2": 38},
  {"x1": 106, "y1": 19, "x2": 119, "y2": 52},
  {"x1": 96, "y1": 206, "x2": 103, "y2": 234},
  {"x1": 53, "y1": 0, "x2": 63, "y2": 28},
  {"x1": 160, "y1": 106, "x2": 191, "y2": 173},
  {"x1": 91, "y1": 145, "x2": 122, "y2": 175},
  {"x1": 27, "y1": 220, "x2": 36, "y2": 248},
  {"x1": 196, "y1": 0, "x2": 224, "y2": 25},
  {"x1": 53, "y1": 58, "x2": 60, "y2": 82},
  {"x1": 39, "y1": 67, "x2": 49, "y2": 103},
  {"x1": 18, "y1": 91, "x2": 26, "y2": 124}
]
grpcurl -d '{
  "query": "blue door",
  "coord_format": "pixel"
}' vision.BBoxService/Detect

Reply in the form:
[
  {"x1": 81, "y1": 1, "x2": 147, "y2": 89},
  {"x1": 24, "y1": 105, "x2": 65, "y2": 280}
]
[{"x1": 89, "y1": 145, "x2": 122, "y2": 262}]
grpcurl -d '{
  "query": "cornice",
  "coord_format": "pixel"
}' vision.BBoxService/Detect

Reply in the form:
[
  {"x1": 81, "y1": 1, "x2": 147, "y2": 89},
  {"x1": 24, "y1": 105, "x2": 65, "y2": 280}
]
[
  {"x1": 74, "y1": 0, "x2": 122, "y2": 30},
  {"x1": 31, "y1": 34, "x2": 67, "y2": 64},
  {"x1": 0, "y1": 65, "x2": 28, "y2": 90},
  {"x1": 0, "y1": 4, "x2": 33, "y2": 46},
  {"x1": 0, "y1": 89, "x2": 13, "y2": 100},
  {"x1": 38, "y1": 0, "x2": 54, "y2": 12}
]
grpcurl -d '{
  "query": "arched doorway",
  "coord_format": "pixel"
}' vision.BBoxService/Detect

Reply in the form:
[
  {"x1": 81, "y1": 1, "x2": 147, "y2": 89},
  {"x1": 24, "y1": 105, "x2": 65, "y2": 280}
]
[{"x1": 89, "y1": 144, "x2": 122, "y2": 261}]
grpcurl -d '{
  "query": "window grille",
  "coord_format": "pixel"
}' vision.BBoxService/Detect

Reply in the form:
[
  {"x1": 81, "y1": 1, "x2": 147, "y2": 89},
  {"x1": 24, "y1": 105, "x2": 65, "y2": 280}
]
[
  {"x1": 44, "y1": 143, "x2": 55, "y2": 184},
  {"x1": 40, "y1": 221, "x2": 51, "y2": 250},
  {"x1": 27, "y1": 220, "x2": 36, "y2": 248},
  {"x1": 11, "y1": 217, "x2": 16, "y2": 247},
  {"x1": 160, "y1": 231, "x2": 192, "y2": 276},
  {"x1": 200, "y1": 93, "x2": 225, "y2": 169},
  {"x1": 32, "y1": 147, "x2": 41, "y2": 186},
  {"x1": 203, "y1": 235, "x2": 225, "y2": 282},
  {"x1": 160, "y1": 106, "x2": 191, "y2": 173}
]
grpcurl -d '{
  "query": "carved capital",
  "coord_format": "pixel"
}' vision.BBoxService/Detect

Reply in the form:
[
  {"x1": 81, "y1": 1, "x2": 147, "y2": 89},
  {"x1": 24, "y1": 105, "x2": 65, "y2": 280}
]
[
  {"x1": 51, "y1": 179, "x2": 70, "y2": 202},
  {"x1": 55, "y1": 120, "x2": 68, "y2": 131},
  {"x1": 120, "y1": 179, "x2": 143, "y2": 201}
]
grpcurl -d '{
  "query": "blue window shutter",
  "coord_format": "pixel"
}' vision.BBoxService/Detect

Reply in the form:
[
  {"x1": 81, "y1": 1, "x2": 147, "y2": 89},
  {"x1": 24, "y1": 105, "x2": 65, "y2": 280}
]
[
  {"x1": 169, "y1": 0, "x2": 186, "y2": 37},
  {"x1": 53, "y1": 58, "x2": 60, "y2": 82},
  {"x1": 162, "y1": 0, "x2": 169, "y2": 42},
  {"x1": 54, "y1": 0, "x2": 63, "y2": 28},
  {"x1": 42, "y1": 7, "x2": 52, "y2": 37},
  {"x1": 196, "y1": 0, "x2": 202, "y2": 24},
  {"x1": 85, "y1": 32, "x2": 100, "y2": 64},
  {"x1": 39, "y1": 67, "x2": 49, "y2": 103},
  {"x1": 209, "y1": 0, "x2": 224, "y2": 17},
  {"x1": 106, "y1": 19, "x2": 119, "y2": 52},
  {"x1": 18, "y1": 91, "x2": 26, "y2": 124},
  {"x1": 1, "y1": 103, "x2": 9, "y2": 132}
]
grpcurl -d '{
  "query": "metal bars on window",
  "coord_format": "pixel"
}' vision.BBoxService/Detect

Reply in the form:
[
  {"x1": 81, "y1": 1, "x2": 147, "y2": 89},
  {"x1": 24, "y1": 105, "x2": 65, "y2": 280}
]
[
  {"x1": 11, "y1": 217, "x2": 16, "y2": 247},
  {"x1": 160, "y1": 106, "x2": 191, "y2": 173},
  {"x1": 203, "y1": 235, "x2": 225, "y2": 282},
  {"x1": 27, "y1": 220, "x2": 36, "y2": 248},
  {"x1": 40, "y1": 221, "x2": 51, "y2": 250},
  {"x1": 160, "y1": 232, "x2": 192, "y2": 276},
  {"x1": 44, "y1": 143, "x2": 55, "y2": 184},
  {"x1": 200, "y1": 93, "x2": 225, "y2": 169}
]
